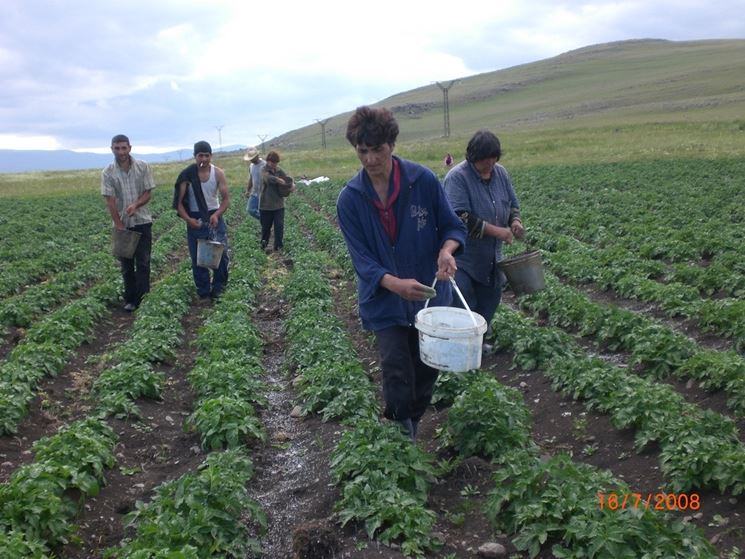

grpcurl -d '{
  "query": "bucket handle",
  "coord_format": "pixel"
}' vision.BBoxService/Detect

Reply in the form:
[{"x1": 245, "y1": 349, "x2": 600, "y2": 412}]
[{"x1": 424, "y1": 276, "x2": 479, "y2": 327}]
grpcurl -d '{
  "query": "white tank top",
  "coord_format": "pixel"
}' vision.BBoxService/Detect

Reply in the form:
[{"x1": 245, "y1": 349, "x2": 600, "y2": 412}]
[{"x1": 187, "y1": 164, "x2": 219, "y2": 212}]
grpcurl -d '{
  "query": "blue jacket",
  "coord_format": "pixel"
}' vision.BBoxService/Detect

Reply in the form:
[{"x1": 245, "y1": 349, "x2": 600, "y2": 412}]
[
  {"x1": 337, "y1": 157, "x2": 467, "y2": 331},
  {"x1": 443, "y1": 160, "x2": 520, "y2": 286}
]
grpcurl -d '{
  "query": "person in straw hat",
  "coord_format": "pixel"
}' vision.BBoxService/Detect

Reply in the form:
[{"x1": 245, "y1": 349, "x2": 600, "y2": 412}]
[{"x1": 243, "y1": 146, "x2": 264, "y2": 220}]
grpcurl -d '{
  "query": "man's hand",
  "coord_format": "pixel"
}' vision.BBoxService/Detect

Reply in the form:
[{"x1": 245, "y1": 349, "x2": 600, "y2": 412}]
[
  {"x1": 436, "y1": 240, "x2": 460, "y2": 280},
  {"x1": 381, "y1": 276, "x2": 436, "y2": 301},
  {"x1": 436, "y1": 249, "x2": 457, "y2": 280}
]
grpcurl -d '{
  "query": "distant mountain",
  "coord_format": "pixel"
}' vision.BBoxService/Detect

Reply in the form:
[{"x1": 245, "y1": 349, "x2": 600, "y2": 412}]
[{"x1": 0, "y1": 144, "x2": 246, "y2": 174}]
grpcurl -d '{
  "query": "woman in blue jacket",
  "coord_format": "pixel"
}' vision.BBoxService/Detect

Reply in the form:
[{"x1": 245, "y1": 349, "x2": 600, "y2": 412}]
[
  {"x1": 337, "y1": 106, "x2": 466, "y2": 440},
  {"x1": 443, "y1": 130, "x2": 525, "y2": 352}
]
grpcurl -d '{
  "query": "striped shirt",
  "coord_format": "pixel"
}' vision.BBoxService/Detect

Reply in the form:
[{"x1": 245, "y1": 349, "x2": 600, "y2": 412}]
[{"x1": 101, "y1": 157, "x2": 156, "y2": 226}]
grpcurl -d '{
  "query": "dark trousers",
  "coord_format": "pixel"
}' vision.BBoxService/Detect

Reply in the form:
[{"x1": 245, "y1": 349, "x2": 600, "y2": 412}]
[
  {"x1": 186, "y1": 211, "x2": 229, "y2": 298},
  {"x1": 260, "y1": 208, "x2": 285, "y2": 250},
  {"x1": 452, "y1": 268, "x2": 502, "y2": 336},
  {"x1": 374, "y1": 325, "x2": 439, "y2": 422},
  {"x1": 120, "y1": 222, "x2": 152, "y2": 306}
]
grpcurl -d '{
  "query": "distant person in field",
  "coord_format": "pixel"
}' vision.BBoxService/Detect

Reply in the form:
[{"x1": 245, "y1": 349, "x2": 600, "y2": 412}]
[
  {"x1": 259, "y1": 150, "x2": 294, "y2": 253},
  {"x1": 443, "y1": 152, "x2": 453, "y2": 169},
  {"x1": 336, "y1": 106, "x2": 466, "y2": 441},
  {"x1": 101, "y1": 134, "x2": 156, "y2": 312},
  {"x1": 443, "y1": 129, "x2": 525, "y2": 353},
  {"x1": 173, "y1": 140, "x2": 230, "y2": 303},
  {"x1": 244, "y1": 145, "x2": 264, "y2": 220}
]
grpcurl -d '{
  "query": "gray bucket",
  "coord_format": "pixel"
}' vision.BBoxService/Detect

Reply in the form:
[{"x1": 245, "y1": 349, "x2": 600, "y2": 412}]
[
  {"x1": 498, "y1": 250, "x2": 545, "y2": 296},
  {"x1": 197, "y1": 239, "x2": 225, "y2": 269},
  {"x1": 112, "y1": 228, "x2": 141, "y2": 259}
]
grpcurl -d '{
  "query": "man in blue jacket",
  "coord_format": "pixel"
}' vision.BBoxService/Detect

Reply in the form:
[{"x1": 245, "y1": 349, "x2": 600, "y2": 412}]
[{"x1": 337, "y1": 106, "x2": 467, "y2": 440}]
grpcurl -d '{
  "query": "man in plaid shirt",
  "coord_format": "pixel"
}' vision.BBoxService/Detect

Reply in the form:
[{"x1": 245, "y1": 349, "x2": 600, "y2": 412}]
[{"x1": 102, "y1": 134, "x2": 156, "y2": 312}]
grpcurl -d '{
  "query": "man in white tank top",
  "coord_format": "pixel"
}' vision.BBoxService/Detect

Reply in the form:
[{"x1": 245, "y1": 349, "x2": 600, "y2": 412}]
[{"x1": 175, "y1": 140, "x2": 231, "y2": 302}]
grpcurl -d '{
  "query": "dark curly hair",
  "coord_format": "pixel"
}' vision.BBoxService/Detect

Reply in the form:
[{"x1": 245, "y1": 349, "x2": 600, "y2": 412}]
[
  {"x1": 265, "y1": 150, "x2": 280, "y2": 163},
  {"x1": 465, "y1": 130, "x2": 502, "y2": 163},
  {"x1": 345, "y1": 106, "x2": 399, "y2": 147}
]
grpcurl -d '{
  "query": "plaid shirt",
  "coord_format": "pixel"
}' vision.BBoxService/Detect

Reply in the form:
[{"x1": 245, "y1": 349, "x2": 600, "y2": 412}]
[{"x1": 101, "y1": 157, "x2": 156, "y2": 226}]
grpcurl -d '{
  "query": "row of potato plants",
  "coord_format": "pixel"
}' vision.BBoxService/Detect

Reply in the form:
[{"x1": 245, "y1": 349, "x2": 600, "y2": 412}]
[
  {"x1": 0, "y1": 210, "x2": 182, "y2": 330},
  {"x1": 517, "y1": 272, "x2": 745, "y2": 415},
  {"x1": 282, "y1": 214, "x2": 442, "y2": 557},
  {"x1": 290, "y1": 187, "x2": 720, "y2": 557},
  {"x1": 490, "y1": 304, "x2": 745, "y2": 494},
  {"x1": 512, "y1": 158, "x2": 744, "y2": 272},
  {"x1": 525, "y1": 227, "x2": 745, "y2": 351},
  {"x1": 0, "y1": 261, "x2": 198, "y2": 556},
  {"x1": 431, "y1": 371, "x2": 716, "y2": 558},
  {"x1": 0, "y1": 194, "x2": 111, "y2": 298},
  {"x1": 185, "y1": 223, "x2": 268, "y2": 452},
  {"x1": 106, "y1": 219, "x2": 268, "y2": 558},
  {"x1": 0, "y1": 192, "x2": 176, "y2": 300},
  {"x1": 0, "y1": 218, "x2": 185, "y2": 434}
]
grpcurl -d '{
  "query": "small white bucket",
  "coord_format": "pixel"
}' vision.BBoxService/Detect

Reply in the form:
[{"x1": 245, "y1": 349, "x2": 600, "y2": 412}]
[
  {"x1": 197, "y1": 239, "x2": 224, "y2": 269},
  {"x1": 415, "y1": 278, "x2": 487, "y2": 373}
]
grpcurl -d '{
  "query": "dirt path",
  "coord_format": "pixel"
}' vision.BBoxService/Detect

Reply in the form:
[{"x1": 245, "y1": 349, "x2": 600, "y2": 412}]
[
  {"x1": 61, "y1": 304, "x2": 209, "y2": 558},
  {"x1": 244, "y1": 253, "x2": 343, "y2": 558}
]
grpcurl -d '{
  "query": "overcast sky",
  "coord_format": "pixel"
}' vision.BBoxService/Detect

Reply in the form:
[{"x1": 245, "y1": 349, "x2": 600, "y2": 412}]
[{"x1": 2, "y1": 0, "x2": 743, "y2": 154}]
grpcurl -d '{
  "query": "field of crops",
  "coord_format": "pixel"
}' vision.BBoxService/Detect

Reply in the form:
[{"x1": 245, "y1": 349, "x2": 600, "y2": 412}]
[{"x1": 0, "y1": 152, "x2": 744, "y2": 558}]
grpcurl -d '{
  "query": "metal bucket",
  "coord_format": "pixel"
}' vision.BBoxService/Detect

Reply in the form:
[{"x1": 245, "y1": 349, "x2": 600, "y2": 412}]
[
  {"x1": 498, "y1": 250, "x2": 545, "y2": 296},
  {"x1": 197, "y1": 239, "x2": 225, "y2": 269},
  {"x1": 112, "y1": 228, "x2": 141, "y2": 259}
]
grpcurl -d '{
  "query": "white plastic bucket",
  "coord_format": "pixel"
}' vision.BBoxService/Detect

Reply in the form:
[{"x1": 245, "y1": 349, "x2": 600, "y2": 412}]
[
  {"x1": 197, "y1": 239, "x2": 224, "y2": 269},
  {"x1": 415, "y1": 278, "x2": 487, "y2": 373}
]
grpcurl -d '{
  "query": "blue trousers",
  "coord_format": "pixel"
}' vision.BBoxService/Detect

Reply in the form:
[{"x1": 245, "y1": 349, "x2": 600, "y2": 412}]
[
  {"x1": 186, "y1": 211, "x2": 229, "y2": 298},
  {"x1": 246, "y1": 194, "x2": 260, "y2": 220}
]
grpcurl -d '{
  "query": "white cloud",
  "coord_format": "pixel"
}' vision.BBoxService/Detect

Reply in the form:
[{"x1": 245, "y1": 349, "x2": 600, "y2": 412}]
[
  {"x1": 1, "y1": 0, "x2": 744, "y2": 151},
  {"x1": 0, "y1": 134, "x2": 62, "y2": 150}
]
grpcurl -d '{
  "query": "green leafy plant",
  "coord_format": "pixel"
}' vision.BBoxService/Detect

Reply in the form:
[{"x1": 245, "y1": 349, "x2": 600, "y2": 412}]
[
  {"x1": 187, "y1": 396, "x2": 266, "y2": 450},
  {"x1": 438, "y1": 377, "x2": 532, "y2": 461},
  {"x1": 331, "y1": 420, "x2": 438, "y2": 557}
]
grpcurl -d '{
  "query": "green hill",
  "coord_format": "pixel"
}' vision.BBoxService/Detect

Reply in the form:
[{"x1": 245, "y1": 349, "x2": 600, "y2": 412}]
[{"x1": 271, "y1": 39, "x2": 745, "y2": 158}]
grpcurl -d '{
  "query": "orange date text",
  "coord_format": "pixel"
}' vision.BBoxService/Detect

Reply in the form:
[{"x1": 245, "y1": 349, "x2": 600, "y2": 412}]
[{"x1": 597, "y1": 492, "x2": 700, "y2": 511}]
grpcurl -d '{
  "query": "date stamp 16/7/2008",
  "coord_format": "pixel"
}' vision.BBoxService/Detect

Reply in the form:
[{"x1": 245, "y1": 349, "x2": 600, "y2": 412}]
[{"x1": 598, "y1": 492, "x2": 700, "y2": 512}]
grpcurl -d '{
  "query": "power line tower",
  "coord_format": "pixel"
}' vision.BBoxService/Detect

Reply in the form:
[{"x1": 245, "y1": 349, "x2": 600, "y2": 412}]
[
  {"x1": 214, "y1": 125, "x2": 225, "y2": 152},
  {"x1": 315, "y1": 118, "x2": 330, "y2": 150},
  {"x1": 257, "y1": 134, "x2": 268, "y2": 153},
  {"x1": 435, "y1": 80, "x2": 457, "y2": 137}
]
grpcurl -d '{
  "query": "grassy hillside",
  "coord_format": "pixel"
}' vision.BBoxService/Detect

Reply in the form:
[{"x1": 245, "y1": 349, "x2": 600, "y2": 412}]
[
  {"x1": 259, "y1": 39, "x2": 745, "y2": 170},
  {"x1": 2, "y1": 38, "x2": 745, "y2": 196}
]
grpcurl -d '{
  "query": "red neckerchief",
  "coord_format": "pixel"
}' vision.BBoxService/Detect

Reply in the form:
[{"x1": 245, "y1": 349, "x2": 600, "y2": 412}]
[{"x1": 371, "y1": 158, "x2": 401, "y2": 243}]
